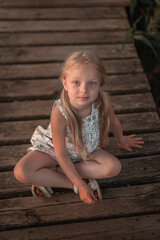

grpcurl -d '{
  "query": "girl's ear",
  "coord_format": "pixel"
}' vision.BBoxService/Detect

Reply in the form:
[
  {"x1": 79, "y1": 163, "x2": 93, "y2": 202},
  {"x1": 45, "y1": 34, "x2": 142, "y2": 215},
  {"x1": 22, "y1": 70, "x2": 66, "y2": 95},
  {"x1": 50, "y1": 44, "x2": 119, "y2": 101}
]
[{"x1": 61, "y1": 77, "x2": 68, "y2": 91}]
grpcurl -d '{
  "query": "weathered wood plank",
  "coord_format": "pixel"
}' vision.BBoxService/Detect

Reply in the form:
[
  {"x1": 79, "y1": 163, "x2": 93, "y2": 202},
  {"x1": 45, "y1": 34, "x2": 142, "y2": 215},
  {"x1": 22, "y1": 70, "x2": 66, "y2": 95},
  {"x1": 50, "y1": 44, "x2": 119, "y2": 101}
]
[
  {"x1": 107, "y1": 73, "x2": 150, "y2": 94},
  {"x1": 111, "y1": 93, "x2": 156, "y2": 113},
  {"x1": 0, "y1": 7, "x2": 127, "y2": 20},
  {"x1": 0, "y1": 132, "x2": 160, "y2": 171},
  {"x1": 0, "y1": 182, "x2": 159, "y2": 230},
  {"x1": 0, "y1": 79, "x2": 62, "y2": 100},
  {"x1": 0, "y1": 31, "x2": 132, "y2": 47},
  {"x1": 0, "y1": 112, "x2": 159, "y2": 145},
  {"x1": 0, "y1": 44, "x2": 137, "y2": 64},
  {"x1": 0, "y1": 74, "x2": 150, "y2": 101},
  {"x1": 0, "y1": 19, "x2": 129, "y2": 32},
  {"x1": 0, "y1": 93, "x2": 156, "y2": 121},
  {"x1": 1, "y1": 153, "x2": 160, "y2": 199},
  {"x1": 0, "y1": 0, "x2": 130, "y2": 7},
  {"x1": 0, "y1": 214, "x2": 159, "y2": 240},
  {"x1": 0, "y1": 119, "x2": 50, "y2": 144},
  {"x1": 0, "y1": 59, "x2": 143, "y2": 80}
]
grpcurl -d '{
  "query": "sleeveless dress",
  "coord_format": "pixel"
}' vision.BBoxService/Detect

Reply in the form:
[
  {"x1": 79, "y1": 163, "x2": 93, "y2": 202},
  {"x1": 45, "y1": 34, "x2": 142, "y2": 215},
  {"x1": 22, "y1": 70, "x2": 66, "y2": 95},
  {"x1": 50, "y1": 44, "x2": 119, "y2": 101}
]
[{"x1": 27, "y1": 99, "x2": 100, "y2": 163}]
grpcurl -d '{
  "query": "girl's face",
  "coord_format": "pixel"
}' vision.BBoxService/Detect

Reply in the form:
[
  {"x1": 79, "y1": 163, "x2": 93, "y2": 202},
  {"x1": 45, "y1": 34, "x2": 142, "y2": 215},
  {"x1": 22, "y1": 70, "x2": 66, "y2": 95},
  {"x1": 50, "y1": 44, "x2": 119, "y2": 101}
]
[{"x1": 62, "y1": 64, "x2": 100, "y2": 110}]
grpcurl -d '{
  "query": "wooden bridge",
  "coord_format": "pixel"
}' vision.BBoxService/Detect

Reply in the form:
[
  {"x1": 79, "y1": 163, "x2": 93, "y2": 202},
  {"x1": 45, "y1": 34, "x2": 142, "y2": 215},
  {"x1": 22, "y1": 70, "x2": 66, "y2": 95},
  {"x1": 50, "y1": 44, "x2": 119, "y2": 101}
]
[{"x1": 0, "y1": 0, "x2": 160, "y2": 239}]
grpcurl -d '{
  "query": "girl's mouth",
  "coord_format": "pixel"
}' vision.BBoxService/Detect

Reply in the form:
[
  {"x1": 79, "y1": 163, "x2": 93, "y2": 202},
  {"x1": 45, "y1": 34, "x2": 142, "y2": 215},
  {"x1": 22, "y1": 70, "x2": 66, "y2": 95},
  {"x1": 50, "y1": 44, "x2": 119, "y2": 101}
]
[{"x1": 78, "y1": 97, "x2": 89, "y2": 101}]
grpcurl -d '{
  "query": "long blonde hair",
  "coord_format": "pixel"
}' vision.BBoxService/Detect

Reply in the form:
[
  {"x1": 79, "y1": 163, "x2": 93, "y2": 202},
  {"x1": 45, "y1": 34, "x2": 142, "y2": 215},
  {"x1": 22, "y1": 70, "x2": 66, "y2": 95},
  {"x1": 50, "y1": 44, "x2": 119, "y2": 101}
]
[{"x1": 60, "y1": 51, "x2": 110, "y2": 161}]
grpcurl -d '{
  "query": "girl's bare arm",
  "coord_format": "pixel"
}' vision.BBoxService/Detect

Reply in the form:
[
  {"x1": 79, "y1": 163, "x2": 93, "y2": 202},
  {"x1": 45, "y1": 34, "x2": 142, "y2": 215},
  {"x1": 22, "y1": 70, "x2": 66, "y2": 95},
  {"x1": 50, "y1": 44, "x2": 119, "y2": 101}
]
[{"x1": 50, "y1": 105, "x2": 85, "y2": 189}]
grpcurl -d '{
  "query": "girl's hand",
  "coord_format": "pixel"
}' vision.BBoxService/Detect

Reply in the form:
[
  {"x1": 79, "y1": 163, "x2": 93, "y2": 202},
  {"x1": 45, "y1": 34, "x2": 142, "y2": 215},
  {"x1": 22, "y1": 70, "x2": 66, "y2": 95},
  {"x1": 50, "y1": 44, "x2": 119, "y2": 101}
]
[
  {"x1": 117, "y1": 134, "x2": 144, "y2": 152},
  {"x1": 78, "y1": 183, "x2": 98, "y2": 205}
]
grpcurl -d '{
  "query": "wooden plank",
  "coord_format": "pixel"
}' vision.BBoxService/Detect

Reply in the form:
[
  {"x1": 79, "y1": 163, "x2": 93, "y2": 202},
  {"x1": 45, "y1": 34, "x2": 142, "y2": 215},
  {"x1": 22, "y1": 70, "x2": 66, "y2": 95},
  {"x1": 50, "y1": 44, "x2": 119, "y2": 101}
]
[
  {"x1": 0, "y1": 132, "x2": 160, "y2": 171},
  {"x1": 0, "y1": 119, "x2": 50, "y2": 145},
  {"x1": 0, "y1": 59, "x2": 143, "y2": 80},
  {"x1": 0, "y1": 0, "x2": 130, "y2": 8},
  {"x1": 0, "y1": 214, "x2": 159, "y2": 240},
  {"x1": 111, "y1": 93, "x2": 156, "y2": 113},
  {"x1": 0, "y1": 44, "x2": 137, "y2": 64},
  {"x1": 0, "y1": 93, "x2": 156, "y2": 121},
  {"x1": 0, "y1": 79, "x2": 62, "y2": 101},
  {"x1": 1, "y1": 153, "x2": 160, "y2": 198},
  {"x1": 0, "y1": 112, "x2": 160, "y2": 145},
  {"x1": 107, "y1": 73, "x2": 150, "y2": 94},
  {"x1": 0, "y1": 7, "x2": 127, "y2": 20},
  {"x1": 0, "y1": 19, "x2": 129, "y2": 33},
  {"x1": 0, "y1": 31, "x2": 132, "y2": 47},
  {"x1": 0, "y1": 182, "x2": 159, "y2": 230},
  {"x1": 0, "y1": 74, "x2": 150, "y2": 101}
]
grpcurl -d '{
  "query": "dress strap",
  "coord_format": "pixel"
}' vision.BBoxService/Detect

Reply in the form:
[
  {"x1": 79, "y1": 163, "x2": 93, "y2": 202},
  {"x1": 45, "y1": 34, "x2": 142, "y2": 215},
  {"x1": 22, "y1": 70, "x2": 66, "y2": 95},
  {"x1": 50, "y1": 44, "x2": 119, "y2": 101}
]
[
  {"x1": 91, "y1": 102, "x2": 98, "y2": 120},
  {"x1": 55, "y1": 99, "x2": 67, "y2": 120}
]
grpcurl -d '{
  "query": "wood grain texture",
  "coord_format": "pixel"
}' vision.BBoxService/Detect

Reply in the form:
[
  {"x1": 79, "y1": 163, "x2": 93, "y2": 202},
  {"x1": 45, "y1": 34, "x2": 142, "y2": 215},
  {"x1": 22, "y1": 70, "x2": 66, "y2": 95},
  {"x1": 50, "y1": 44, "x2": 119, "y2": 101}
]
[
  {"x1": 0, "y1": 7, "x2": 127, "y2": 20},
  {"x1": 0, "y1": 19, "x2": 129, "y2": 33},
  {"x1": 0, "y1": 182, "x2": 159, "y2": 230},
  {"x1": 0, "y1": 31, "x2": 132, "y2": 47},
  {"x1": 0, "y1": 0, "x2": 130, "y2": 7},
  {"x1": 0, "y1": 214, "x2": 159, "y2": 240},
  {"x1": 0, "y1": 44, "x2": 137, "y2": 64}
]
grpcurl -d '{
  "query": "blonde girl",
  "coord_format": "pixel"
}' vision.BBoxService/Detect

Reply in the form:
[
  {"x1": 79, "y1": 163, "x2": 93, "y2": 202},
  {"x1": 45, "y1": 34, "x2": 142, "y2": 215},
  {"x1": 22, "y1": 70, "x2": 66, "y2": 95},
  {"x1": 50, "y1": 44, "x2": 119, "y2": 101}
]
[{"x1": 14, "y1": 51, "x2": 144, "y2": 205}]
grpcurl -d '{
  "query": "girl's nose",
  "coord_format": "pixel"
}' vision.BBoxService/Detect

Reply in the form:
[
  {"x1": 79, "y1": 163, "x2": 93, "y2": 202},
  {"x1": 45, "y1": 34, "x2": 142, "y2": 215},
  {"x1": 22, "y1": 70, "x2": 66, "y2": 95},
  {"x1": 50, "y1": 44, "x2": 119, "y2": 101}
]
[{"x1": 80, "y1": 84, "x2": 88, "y2": 93}]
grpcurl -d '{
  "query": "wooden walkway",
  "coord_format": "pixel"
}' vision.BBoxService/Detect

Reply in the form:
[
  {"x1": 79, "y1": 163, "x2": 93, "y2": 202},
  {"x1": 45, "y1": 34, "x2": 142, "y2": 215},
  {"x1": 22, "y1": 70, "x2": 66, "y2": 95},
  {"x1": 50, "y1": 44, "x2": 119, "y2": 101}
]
[{"x1": 0, "y1": 1, "x2": 160, "y2": 239}]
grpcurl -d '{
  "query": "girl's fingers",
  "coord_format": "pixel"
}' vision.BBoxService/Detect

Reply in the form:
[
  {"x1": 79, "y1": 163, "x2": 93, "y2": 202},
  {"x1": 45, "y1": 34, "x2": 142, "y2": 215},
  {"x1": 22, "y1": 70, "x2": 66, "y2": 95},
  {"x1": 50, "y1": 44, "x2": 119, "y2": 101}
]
[
  {"x1": 129, "y1": 140, "x2": 144, "y2": 145},
  {"x1": 129, "y1": 134, "x2": 136, "y2": 137},
  {"x1": 130, "y1": 142, "x2": 144, "y2": 145},
  {"x1": 129, "y1": 135, "x2": 143, "y2": 140},
  {"x1": 89, "y1": 190, "x2": 97, "y2": 202},
  {"x1": 92, "y1": 192, "x2": 99, "y2": 202},
  {"x1": 129, "y1": 138, "x2": 144, "y2": 143},
  {"x1": 129, "y1": 143, "x2": 143, "y2": 148},
  {"x1": 133, "y1": 144, "x2": 143, "y2": 148},
  {"x1": 85, "y1": 192, "x2": 97, "y2": 204}
]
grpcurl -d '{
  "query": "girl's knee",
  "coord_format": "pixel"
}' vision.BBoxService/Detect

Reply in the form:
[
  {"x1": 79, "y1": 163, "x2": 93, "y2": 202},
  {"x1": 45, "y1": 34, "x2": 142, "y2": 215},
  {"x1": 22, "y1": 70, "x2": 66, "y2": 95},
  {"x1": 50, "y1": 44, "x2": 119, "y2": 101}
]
[
  {"x1": 92, "y1": 149, "x2": 121, "y2": 178},
  {"x1": 14, "y1": 162, "x2": 29, "y2": 184},
  {"x1": 103, "y1": 157, "x2": 121, "y2": 178},
  {"x1": 14, "y1": 162, "x2": 26, "y2": 184},
  {"x1": 13, "y1": 157, "x2": 34, "y2": 184},
  {"x1": 111, "y1": 158, "x2": 121, "y2": 176}
]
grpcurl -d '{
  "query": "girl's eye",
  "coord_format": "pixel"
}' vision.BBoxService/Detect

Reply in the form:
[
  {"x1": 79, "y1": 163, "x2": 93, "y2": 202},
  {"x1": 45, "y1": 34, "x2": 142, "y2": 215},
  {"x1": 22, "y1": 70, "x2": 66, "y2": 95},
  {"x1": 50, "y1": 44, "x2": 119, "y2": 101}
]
[
  {"x1": 73, "y1": 81, "x2": 80, "y2": 86},
  {"x1": 89, "y1": 82, "x2": 95, "y2": 86}
]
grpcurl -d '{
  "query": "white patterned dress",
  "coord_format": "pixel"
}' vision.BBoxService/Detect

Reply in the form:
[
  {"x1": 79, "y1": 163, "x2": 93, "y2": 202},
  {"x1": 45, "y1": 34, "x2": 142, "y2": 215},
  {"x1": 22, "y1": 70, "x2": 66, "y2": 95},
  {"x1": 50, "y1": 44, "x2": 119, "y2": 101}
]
[{"x1": 28, "y1": 99, "x2": 100, "y2": 163}]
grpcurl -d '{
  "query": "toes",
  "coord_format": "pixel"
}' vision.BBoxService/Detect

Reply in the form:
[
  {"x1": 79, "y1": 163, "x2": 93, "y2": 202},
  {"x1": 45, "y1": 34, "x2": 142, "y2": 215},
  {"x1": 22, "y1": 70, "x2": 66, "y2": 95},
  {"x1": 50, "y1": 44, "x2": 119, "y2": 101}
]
[{"x1": 36, "y1": 187, "x2": 44, "y2": 197}]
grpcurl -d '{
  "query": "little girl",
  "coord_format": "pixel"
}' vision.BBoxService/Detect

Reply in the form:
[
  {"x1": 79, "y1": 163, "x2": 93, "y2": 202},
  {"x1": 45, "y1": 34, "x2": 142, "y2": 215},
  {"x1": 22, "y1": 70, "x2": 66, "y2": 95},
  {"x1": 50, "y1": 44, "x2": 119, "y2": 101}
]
[{"x1": 14, "y1": 51, "x2": 144, "y2": 205}]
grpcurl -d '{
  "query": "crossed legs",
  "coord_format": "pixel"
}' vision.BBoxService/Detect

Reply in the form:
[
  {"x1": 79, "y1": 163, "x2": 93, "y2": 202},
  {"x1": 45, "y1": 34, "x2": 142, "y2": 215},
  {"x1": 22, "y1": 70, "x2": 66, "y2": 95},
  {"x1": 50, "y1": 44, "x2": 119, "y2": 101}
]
[{"x1": 14, "y1": 149, "x2": 121, "y2": 189}]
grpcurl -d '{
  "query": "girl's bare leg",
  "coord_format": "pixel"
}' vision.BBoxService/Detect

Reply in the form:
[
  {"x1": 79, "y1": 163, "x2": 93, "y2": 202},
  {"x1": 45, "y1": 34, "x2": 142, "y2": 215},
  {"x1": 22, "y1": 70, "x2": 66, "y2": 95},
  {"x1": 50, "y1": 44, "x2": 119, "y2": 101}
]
[
  {"x1": 14, "y1": 150, "x2": 73, "y2": 189},
  {"x1": 57, "y1": 149, "x2": 121, "y2": 180},
  {"x1": 14, "y1": 149, "x2": 121, "y2": 192}
]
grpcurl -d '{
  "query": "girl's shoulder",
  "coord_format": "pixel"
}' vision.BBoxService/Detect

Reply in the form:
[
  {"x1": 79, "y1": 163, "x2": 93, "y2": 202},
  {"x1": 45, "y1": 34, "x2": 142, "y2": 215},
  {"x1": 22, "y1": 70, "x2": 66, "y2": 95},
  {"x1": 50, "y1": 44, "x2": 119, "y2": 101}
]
[
  {"x1": 54, "y1": 99, "x2": 67, "y2": 119},
  {"x1": 51, "y1": 99, "x2": 67, "y2": 125}
]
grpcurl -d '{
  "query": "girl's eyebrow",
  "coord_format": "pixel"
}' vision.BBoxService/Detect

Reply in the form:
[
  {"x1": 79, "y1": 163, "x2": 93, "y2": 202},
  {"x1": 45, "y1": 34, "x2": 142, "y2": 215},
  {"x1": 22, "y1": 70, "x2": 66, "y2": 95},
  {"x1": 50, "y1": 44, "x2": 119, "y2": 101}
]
[
  {"x1": 88, "y1": 78, "x2": 98, "y2": 82},
  {"x1": 71, "y1": 79, "x2": 80, "y2": 81}
]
